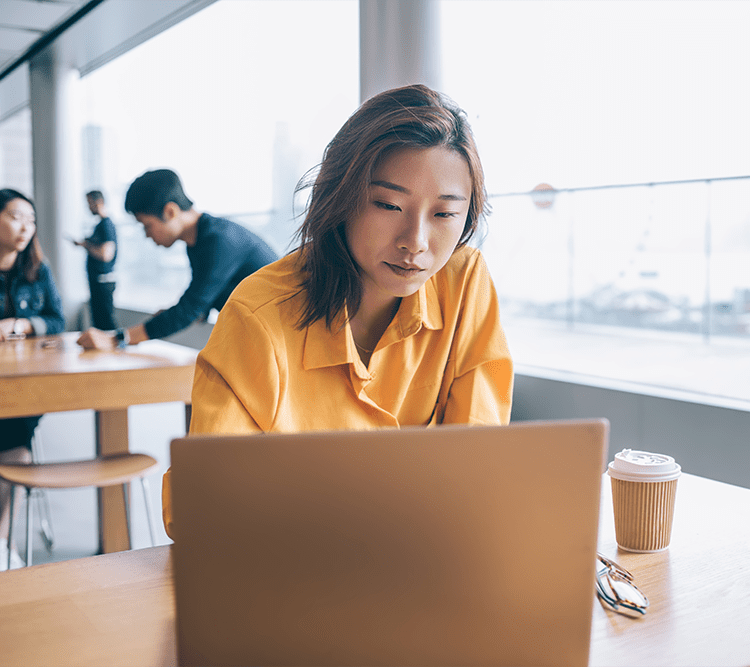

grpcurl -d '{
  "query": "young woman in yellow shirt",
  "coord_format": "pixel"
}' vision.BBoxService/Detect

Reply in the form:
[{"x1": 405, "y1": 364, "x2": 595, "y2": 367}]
[{"x1": 162, "y1": 84, "x2": 513, "y2": 537}]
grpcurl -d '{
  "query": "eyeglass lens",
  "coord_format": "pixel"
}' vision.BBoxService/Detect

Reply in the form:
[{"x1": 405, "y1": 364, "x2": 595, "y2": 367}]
[{"x1": 596, "y1": 555, "x2": 649, "y2": 616}]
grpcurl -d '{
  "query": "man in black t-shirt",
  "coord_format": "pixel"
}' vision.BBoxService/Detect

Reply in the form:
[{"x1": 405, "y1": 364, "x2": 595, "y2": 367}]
[{"x1": 73, "y1": 190, "x2": 118, "y2": 329}]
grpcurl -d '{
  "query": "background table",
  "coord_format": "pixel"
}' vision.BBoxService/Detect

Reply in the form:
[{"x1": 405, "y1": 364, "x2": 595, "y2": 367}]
[
  {"x1": 0, "y1": 473, "x2": 747, "y2": 667},
  {"x1": 0, "y1": 332, "x2": 196, "y2": 553}
]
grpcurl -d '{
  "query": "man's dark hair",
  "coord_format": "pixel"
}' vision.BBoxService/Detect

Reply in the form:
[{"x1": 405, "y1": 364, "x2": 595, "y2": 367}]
[
  {"x1": 124, "y1": 169, "x2": 193, "y2": 218},
  {"x1": 86, "y1": 190, "x2": 104, "y2": 202}
]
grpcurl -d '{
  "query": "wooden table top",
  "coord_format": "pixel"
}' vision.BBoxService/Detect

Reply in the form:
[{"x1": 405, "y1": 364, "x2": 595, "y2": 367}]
[
  {"x1": 590, "y1": 472, "x2": 750, "y2": 667},
  {"x1": 0, "y1": 472, "x2": 747, "y2": 667},
  {"x1": 0, "y1": 546, "x2": 176, "y2": 667},
  {"x1": 0, "y1": 332, "x2": 197, "y2": 418}
]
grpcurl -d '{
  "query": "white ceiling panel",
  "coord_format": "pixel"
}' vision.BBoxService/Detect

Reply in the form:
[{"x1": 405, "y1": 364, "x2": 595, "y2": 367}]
[
  {"x1": 0, "y1": 0, "x2": 216, "y2": 121},
  {"x1": 0, "y1": 25, "x2": 42, "y2": 50},
  {"x1": 0, "y1": 0, "x2": 92, "y2": 76},
  {"x1": 0, "y1": 0, "x2": 78, "y2": 31}
]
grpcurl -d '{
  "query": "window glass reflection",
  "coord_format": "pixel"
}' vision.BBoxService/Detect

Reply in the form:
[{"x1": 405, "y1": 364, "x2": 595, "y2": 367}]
[{"x1": 78, "y1": 0, "x2": 358, "y2": 311}]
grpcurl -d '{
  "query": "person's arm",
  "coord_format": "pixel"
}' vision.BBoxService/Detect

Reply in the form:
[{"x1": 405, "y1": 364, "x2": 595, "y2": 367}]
[
  {"x1": 162, "y1": 297, "x2": 270, "y2": 539},
  {"x1": 77, "y1": 239, "x2": 115, "y2": 262},
  {"x1": 1, "y1": 265, "x2": 65, "y2": 339},
  {"x1": 0, "y1": 318, "x2": 25, "y2": 340},
  {"x1": 76, "y1": 322, "x2": 149, "y2": 350},
  {"x1": 162, "y1": 356, "x2": 263, "y2": 540},
  {"x1": 75, "y1": 218, "x2": 116, "y2": 262},
  {"x1": 439, "y1": 252, "x2": 514, "y2": 426},
  {"x1": 144, "y1": 231, "x2": 254, "y2": 340},
  {"x1": 189, "y1": 297, "x2": 278, "y2": 433},
  {"x1": 27, "y1": 263, "x2": 65, "y2": 335},
  {"x1": 77, "y1": 228, "x2": 245, "y2": 347},
  {"x1": 441, "y1": 358, "x2": 514, "y2": 425}
]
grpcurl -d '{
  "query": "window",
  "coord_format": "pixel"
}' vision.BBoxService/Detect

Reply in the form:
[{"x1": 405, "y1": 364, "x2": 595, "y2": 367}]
[
  {"x1": 440, "y1": 0, "x2": 750, "y2": 403},
  {"x1": 0, "y1": 107, "x2": 33, "y2": 196},
  {"x1": 77, "y1": 0, "x2": 358, "y2": 312}
]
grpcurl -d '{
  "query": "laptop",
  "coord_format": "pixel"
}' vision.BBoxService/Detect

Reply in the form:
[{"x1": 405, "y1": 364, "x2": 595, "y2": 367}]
[{"x1": 170, "y1": 419, "x2": 608, "y2": 666}]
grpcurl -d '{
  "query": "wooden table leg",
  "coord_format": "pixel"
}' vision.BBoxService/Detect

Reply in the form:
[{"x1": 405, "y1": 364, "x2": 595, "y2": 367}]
[{"x1": 95, "y1": 409, "x2": 130, "y2": 553}]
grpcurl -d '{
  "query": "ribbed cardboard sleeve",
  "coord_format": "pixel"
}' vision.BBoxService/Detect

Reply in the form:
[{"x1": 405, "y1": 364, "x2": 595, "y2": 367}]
[{"x1": 611, "y1": 477, "x2": 678, "y2": 552}]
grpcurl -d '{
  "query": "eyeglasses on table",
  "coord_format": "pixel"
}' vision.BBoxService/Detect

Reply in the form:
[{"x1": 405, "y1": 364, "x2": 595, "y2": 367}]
[{"x1": 596, "y1": 552, "x2": 650, "y2": 617}]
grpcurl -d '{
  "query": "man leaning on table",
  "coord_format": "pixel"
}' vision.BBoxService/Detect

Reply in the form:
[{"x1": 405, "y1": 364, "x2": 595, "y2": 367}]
[{"x1": 77, "y1": 169, "x2": 277, "y2": 350}]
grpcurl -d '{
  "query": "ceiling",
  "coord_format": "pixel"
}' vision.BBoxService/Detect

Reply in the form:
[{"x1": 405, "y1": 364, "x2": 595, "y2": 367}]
[
  {"x1": 0, "y1": 0, "x2": 95, "y2": 76},
  {"x1": 0, "y1": 0, "x2": 215, "y2": 120}
]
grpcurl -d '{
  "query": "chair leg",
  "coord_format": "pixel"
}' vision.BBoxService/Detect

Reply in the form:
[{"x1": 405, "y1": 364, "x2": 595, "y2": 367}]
[
  {"x1": 140, "y1": 477, "x2": 157, "y2": 547},
  {"x1": 25, "y1": 486, "x2": 33, "y2": 567},
  {"x1": 31, "y1": 432, "x2": 55, "y2": 553},
  {"x1": 35, "y1": 489, "x2": 55, "y2": 553},
  {"x1": 7, "y1": 485, "x2": 30, "y2": 569},
  {"x1": 7, "y1": 483, "x2": 15, "y2": 571},
  {"x1": 122, "y1": 483, "x2": 132, "y2": 549}
]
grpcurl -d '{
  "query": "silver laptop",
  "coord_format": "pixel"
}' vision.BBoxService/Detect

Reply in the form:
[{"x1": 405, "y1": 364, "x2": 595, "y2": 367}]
[{"x1": 171, "y1": 419, "x2": 608, "y2": 666}]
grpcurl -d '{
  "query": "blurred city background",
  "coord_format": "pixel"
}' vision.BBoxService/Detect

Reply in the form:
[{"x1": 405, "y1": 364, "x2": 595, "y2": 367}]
[{"x1": 2, "y1": 0, "x2": 748, "y2": 345}]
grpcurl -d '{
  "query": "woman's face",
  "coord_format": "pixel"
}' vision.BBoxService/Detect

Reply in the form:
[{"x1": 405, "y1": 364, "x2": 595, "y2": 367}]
[
  {"x1": 0, "y1": 198, "x2": 36, "y2": 258},
  {"x1": 346, "y1": 145, "x2": 472, "y2": 312}
]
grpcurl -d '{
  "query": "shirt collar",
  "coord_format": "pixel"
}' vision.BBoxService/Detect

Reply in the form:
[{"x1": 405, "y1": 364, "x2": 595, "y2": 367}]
[{"x1": 302, "y1": 279, "x2": 444, "y2": 372}]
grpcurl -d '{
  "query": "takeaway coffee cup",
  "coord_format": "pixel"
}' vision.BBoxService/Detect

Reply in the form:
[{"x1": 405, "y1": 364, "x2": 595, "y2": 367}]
[{"x1": 607, "y1": 449, "x2": 681, "y2": 553}]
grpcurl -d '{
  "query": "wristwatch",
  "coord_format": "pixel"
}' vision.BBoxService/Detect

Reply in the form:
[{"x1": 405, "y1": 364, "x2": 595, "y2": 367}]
[{"x1": 114, "y1": 327, "x2": 130, "y2": 349}]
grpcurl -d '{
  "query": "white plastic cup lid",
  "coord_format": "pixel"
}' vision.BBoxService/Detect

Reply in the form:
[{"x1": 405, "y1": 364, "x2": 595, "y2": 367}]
[{"x1": 607, "y1": 448, "x2": 681, "y2": 483}]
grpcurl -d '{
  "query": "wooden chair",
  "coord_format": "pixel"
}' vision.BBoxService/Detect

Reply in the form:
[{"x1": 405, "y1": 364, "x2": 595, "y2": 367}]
[{"x1": 0, "y1": 453, "x2": 159, "y2": 568}]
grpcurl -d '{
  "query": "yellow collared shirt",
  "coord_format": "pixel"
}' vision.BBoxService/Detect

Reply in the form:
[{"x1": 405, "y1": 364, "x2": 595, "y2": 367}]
[{"x1": 162, "y1": 245, "x2": 513, "y2": 537}]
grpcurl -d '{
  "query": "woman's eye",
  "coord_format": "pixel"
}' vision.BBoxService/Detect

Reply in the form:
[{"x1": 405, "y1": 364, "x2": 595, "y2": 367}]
[
  {"x1": 435, "y1": 211, "x2": 459, "y2": 218},
  {"x1": 373, "y1": 201, "x2": 400, "y2": 211}
]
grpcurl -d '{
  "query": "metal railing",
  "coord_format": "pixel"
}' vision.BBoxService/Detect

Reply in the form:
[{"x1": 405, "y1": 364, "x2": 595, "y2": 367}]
[{"x1": 482, "y1": 175, "x2": 750, "y2": 341}]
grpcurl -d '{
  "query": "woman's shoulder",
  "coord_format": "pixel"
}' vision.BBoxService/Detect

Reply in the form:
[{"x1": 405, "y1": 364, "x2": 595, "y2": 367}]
[
  {"x1": 28, "y1": 261, "x2": 55, "y2": 284},
  {"x1": 440, "y1": 245, "x2": 488, "y2": 278},
  {"x1": 427, "y1": 246, "x2": 492, "y2": 310},
  {"x1": 227, "y1": 251, "x2": 304, "y2": 312}
]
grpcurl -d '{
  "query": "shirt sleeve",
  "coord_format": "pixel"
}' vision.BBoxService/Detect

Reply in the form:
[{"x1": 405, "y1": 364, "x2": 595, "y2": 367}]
[
  {"x1": 162, "y1": 470, "x2": 175, "y2": 540},
  {"x1": 163, "y1": 362, "x2": 264, "y2": 539},
  {"x1": 144, "y1": 232, "x2": 250, "y2": 340},
  {"x1": 86, "y1": 218, "x2": 116, "y2": 245},
  {"x1": 162, "y1": 299, "x2": 271, "y2": 539},
  {"x1": 189, "y1": 355, "x2": 265, "y2": 434},
  {"x1": 189, "y1": 297, "x2": 280, "y2": 433},
  {"x1": 29, "y1": 263, "x2": 65, "y2": 335},
  {"x1": 440, "y1": 252, "x2": 514, "y2": 426}
]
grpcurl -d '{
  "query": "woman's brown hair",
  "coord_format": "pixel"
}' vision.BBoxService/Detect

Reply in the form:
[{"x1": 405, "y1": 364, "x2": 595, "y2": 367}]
[
  {"x1": 0, "y1": 188, "x2": 44, "y2": 282},
  {"x1": 293, "y1": 84, "x2": 489, "y2": 330}
]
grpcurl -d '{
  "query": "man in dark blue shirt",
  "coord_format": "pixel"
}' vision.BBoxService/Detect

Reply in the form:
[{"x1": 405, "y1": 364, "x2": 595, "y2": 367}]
[
  {"x1": 77, "y1": 169, "x2": 277, "y2": 349},
  {"x1": 73, "y1": 190, "x2": 118, "y2": 329}
]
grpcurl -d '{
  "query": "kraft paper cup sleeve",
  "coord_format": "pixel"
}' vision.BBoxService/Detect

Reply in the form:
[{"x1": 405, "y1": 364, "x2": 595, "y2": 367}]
[{"x1": 608, "y1": 449, "x2": 681, "y2": 553}]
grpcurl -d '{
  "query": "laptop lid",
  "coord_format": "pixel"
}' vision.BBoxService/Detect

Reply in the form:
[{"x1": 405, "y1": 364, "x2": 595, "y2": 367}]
[{"x1": 171, "y1": 419, "x2": 608, "y2": 666}]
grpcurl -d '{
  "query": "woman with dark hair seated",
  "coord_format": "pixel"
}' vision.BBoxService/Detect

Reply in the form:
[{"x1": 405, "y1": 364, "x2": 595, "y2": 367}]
[
  {"x1": 0, "y1": 188, "x2": 65, "y2": 569},
  {"x1": 161, "y1": 85, "x2": 514, "y2": 539}
]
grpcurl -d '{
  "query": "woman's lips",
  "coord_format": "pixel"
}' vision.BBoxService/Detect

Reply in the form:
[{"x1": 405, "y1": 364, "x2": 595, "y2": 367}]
[{"x1": 385, "y1": 262, "x2": 425, "y2": 277}]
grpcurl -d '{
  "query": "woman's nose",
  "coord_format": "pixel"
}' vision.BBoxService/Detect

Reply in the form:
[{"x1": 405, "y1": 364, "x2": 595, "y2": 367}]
[{"x1": 397, "y1": 212, "x2": 429, "y2": 254}]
